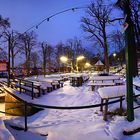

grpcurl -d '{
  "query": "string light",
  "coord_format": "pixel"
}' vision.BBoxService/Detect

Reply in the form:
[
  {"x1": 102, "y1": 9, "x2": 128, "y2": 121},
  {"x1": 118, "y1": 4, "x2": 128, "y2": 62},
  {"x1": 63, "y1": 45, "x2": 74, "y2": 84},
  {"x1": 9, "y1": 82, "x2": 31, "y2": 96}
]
[{"x1": 20, "y1": 4, "x2": 112, "y2": 35}]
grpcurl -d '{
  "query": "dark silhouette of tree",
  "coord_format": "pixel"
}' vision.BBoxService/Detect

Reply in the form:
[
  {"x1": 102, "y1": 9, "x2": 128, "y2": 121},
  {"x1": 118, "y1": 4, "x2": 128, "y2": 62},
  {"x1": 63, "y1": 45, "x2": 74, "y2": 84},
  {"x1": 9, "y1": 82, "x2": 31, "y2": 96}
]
[
  {"x1": 66, "y1": 37, "x2": 87, "y2": 71},
  {"x1": 30, "y1": 51, "x2": 40, "y2": 68},
  {"x1": 0, "y1": 48, "x2": 7, "y2": 60},
  {"x1": 19, "y1": 31, "x2": 37, "y2": 76},
  {"x1": 46, "y1": 45, "x2": 54, "y2": 74},
  {"x1": 0, "y1": 15, "x2": 10, "y2": 30},
  {"x1": 81, "y1": 0, "x2": 113, "y2": 73},
  {"x1": 3, "y1": 30, "x2": 20, "y2": 78},
  {"x1": 40, "y1": 42, "x2": 54, "y2": 75},
  {"x1": 55, "y1": 42, "x2": 64, "y2": 71},
  {"x1": 30, "y1": 51, "x2": 40, "y2": 75},
  {"x1": 0, "y1": 15, "x2": 10, "y2": 56},
  {"x1": 111, "y1": 31, "x2": 125, "y2": 66}
]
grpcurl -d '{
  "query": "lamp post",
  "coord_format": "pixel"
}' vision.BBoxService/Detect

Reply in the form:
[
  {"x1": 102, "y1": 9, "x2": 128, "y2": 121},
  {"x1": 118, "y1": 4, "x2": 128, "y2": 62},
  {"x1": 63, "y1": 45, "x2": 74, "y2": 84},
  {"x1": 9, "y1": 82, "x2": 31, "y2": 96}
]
[
  {"x1": 60, "y1": 55, "x2": 85, "y2": 73},
  {"x1": 116, "y1": 0, "x2": 134, "y2": 121},
  {"x1": 113, "y1": 52, "x2": 117, "y2": 58},
  {"x1": 84, "y1": 62, "x2": 91, "y2": 71},
  {"x1": 60, "y1": 56, "x2": 68, "y2": 63},
  {"x1": 113, "y1": 53, "x2": 117, "y2": 66},
  {"x1": 85, "y1": 62, "x2": 91, "y2": 68},
  {"x1": 60, "y1": 56, "x2": 74, "y2": 72},
  {"x1": 60, "y1": 56, "x2": 68, "y2": 73},
  {"x1": 124, "y1": 0, "x2": 134, "y2": 121},
  {"x1": 76, "y1": 55, "x2": 85, "y2": 72}
]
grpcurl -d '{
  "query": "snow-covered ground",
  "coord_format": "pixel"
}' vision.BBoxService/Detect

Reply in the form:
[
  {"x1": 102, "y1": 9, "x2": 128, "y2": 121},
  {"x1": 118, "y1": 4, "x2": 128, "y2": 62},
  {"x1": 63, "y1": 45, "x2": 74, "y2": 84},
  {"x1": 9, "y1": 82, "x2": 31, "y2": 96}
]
[{"x1": 0, "y1": 75, "x2": 140, "y2": 140}]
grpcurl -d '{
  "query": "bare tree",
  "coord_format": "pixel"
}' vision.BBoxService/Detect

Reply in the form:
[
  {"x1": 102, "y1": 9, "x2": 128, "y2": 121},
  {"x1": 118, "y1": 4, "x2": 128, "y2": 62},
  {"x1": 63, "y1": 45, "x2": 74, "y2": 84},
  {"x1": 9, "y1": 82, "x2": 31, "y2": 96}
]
[
  {"x1": 66, "y1": 37, "x2": 86, "y2": 71},
  {"x1": 111, "y1": 30, "x2": 125, "y2": 66},
  {"x1": 30, "y1": 51, "x2": 40, "y2": 75},
  {"x1": 3, "y1": 30, "x2": 20, "y2": 78},
  {"x1": 55, "y1": 42, "x2": 64, "y2": 71},
  {"x1": 31, "y1": 51, "x2": 40, "y2": 68},
  {"x1": 0, "y1": 15, "x2": 10, "y2": 39},
  {"x1": 81, "y1": 0, "x2": 113, "y2": 72},
  {"x1": 40, "y1": 42, "x2": 47, "y2": 76},
  {"x1": 46, "y1": 45, "x2": 54, "y2": 74},
  {"x1": 19, "y1": 31, "x2": 37, "y2": 76},
  {"x1": 0, "y1": 48, "x2": 7, "y2": 60},
  {"x1": 0, "y1": 15, "x2": 10, "y2": 56}
]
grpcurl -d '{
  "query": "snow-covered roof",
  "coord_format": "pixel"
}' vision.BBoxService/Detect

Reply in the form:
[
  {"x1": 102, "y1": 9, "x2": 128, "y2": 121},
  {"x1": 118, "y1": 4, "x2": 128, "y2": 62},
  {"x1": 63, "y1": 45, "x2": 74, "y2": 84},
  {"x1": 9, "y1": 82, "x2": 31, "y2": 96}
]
[{"x1": 95, "y1": 60, "x2": 104, "y2": 66}]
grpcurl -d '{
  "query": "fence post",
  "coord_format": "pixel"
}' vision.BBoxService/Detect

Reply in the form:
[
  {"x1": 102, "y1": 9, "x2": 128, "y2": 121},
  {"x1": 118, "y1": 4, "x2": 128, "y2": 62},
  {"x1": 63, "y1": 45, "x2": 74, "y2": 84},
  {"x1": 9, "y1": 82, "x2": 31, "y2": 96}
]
[
  {"x1": 31, "y1": 82, "x2": 34, "y2": 100},
  {"x1": 20, "y1": 80, "x2": 21, "y2": 93},
  {"x1": 24, "y1": 101, "x2": 28, "y2": 131}
]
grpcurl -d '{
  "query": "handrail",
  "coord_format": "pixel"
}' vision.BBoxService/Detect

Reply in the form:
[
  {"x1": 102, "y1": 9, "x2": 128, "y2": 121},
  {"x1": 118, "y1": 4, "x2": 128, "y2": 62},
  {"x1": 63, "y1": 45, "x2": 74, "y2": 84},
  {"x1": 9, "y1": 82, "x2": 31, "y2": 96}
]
[{"x1": 1, "y1": 83, "x2": 140, "y2": 131}]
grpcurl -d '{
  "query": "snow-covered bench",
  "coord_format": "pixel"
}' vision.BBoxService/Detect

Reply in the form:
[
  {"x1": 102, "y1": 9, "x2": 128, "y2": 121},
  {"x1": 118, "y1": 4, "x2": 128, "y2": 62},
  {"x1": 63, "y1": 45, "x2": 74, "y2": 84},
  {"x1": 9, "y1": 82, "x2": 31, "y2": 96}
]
[
  {"x1": 98, "y1": 85, "x2": 126, "y2": 120},
  {"x1": 51, "y1": 81, "x2": 60, "y2": 90},
  {"x1": 88, "y1": 81, "x2": 115, "y2": 91},
  {"x1": 89, "y1": 75, "x2": 124, "y2": 91},
  {"x1": 14, "y1": 79, "x2": 41, "y2": 100}
]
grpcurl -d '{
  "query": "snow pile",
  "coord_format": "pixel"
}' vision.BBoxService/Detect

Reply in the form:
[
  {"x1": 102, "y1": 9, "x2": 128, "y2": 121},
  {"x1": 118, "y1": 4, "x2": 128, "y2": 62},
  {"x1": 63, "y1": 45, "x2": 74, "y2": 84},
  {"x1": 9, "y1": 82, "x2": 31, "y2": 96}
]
[
  {"x1": 2, "y1": 75, "x2": 140, "y2": 140},
  {"x1": 0, "y1": 119, "x2": 15, "y2": 140}
]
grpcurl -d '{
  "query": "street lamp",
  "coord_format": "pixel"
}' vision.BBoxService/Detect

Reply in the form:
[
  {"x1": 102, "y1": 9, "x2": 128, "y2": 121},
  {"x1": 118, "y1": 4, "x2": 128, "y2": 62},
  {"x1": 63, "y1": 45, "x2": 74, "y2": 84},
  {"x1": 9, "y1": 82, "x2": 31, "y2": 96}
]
[
  {"x1": 76, "y1": 55, "x2": 85, "y2": 61},
  {"x1": 60, "y1": 56, "x2": 68, "y2": 63},
  {"x1": 113, "y1": 53, "x2": 117, "y2": 66},
  {"x1": 60, "y1": 56, "x2": 68, "y2": 73},
  {"x1": 76, "y1": 55, "x2": 85, "y2": 72},
  {"x1": 113, "y1": 53, "x2": 117, "y2": 57},
  {"x1": 85, "y1": 62, "x2": 91, "y2": 68}
]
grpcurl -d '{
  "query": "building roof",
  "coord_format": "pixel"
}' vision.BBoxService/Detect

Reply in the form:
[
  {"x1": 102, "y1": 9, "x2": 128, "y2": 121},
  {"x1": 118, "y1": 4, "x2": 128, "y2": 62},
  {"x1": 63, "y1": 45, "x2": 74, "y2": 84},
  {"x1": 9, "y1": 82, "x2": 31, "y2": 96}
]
[{"x1": 95, "y1": 60, "x2": 104, "y2": 66}]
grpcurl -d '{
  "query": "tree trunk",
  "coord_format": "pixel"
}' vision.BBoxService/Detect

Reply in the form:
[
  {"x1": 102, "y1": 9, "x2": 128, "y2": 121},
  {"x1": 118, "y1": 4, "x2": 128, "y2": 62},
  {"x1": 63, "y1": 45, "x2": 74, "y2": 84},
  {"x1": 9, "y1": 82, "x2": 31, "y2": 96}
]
[
  {"x1": 104, "y1": 43, "x2": 109, "y2": 73},
  {"x1": 103, "y1": 27, "x2": 109, "y2": 73},
  {"x1": 43, "y1": 57, "x2": 46, "y2": 77},
  {"x1": 11, "y1": 52, "x2": 15, "y2": 80}
]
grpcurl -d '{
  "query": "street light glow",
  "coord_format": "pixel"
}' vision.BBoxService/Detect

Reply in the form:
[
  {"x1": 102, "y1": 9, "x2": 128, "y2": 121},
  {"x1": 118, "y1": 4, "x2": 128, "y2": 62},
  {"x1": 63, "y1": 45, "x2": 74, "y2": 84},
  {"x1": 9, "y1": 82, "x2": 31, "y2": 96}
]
[
  {"x1": 60, "y1": 56, "x2": 68, "y2": 63},
  {"x1": 113, "y1": 53, "x2": 117, "y2": 57},
  {"x1": 85, "y1": 62, "x2": 91, "y2": 67},
  {"x1": 76, "y1": 55, "x2": 85, "y2": 61}
]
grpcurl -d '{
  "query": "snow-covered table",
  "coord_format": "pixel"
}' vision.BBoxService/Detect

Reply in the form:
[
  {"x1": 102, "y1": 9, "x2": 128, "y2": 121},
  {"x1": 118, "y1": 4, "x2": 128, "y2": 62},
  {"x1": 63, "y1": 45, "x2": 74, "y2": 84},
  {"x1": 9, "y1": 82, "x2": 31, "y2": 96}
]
[
  {"x1": 98, "y1": 85, "x2": 126, "y2": 120},
  {"x1": 89, "y1": 75, "x2": 124, "y2": 91}
]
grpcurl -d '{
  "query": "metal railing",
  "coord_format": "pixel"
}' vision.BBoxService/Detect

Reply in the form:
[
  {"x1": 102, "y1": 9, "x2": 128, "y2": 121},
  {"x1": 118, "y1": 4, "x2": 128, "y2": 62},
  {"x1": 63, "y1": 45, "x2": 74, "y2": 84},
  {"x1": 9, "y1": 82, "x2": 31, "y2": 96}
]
[{"x1": 0, "y1": 98, "x2": 125, "y2": 131}]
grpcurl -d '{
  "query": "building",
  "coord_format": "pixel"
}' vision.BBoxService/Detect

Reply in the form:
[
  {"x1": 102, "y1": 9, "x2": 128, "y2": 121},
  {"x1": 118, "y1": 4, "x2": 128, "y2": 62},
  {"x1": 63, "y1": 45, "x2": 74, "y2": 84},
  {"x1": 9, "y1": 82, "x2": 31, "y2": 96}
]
[{"x1": 0, "y1": 60, "x2": 8, "y2": 78}]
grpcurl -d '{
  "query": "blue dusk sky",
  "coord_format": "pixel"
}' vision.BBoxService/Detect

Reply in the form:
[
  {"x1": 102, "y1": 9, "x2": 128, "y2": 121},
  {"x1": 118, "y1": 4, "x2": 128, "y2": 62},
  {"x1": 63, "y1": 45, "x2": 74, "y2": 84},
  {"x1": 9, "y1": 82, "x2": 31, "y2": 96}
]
[
  {"x1": 0, "y1": 0, "x2": 94, "y2": 45},
  {"x1": 0, "y1": 0, "x2": 120, "y2": 52}
]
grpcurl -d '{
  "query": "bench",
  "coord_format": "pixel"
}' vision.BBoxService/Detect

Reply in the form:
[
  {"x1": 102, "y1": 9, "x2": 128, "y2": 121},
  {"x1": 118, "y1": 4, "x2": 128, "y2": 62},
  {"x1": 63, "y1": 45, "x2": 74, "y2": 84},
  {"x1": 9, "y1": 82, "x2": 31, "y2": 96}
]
[
  {"x1": 88, "y1": 78, "x2": 124, "y2": 91},
  {"x1": 88, "y1": 81, "x2": 116, "y2": 91},
  {"x1": 14, "y1": 79, "x2": 41, "y2": 100},
  {"x1": 70, "y1": 76, "x2": 83, "y2": 87},
  {"x1": 51, "y1": 81, "x2": 61, "y2": 90},
  {"x1": 98, "y1": 85, "x2": 126, "y2": 120},
  {"x1": 41, "y1": 82, "x2": 53, "y2": 94}
]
